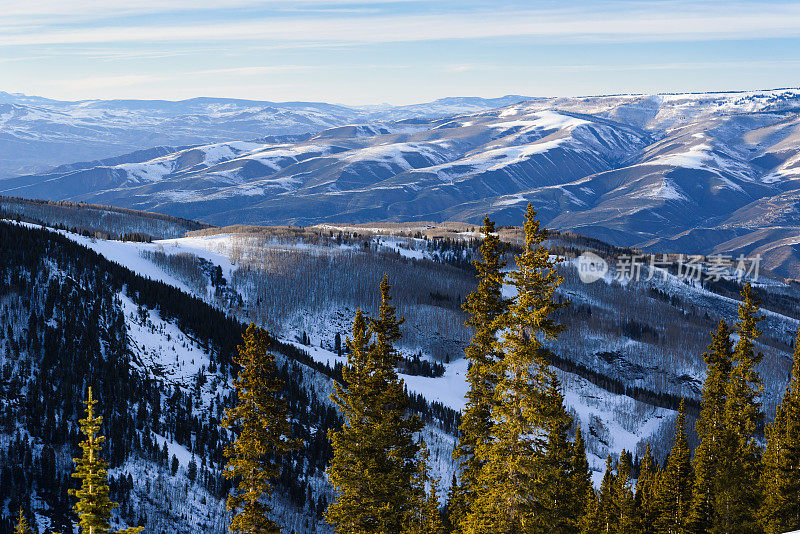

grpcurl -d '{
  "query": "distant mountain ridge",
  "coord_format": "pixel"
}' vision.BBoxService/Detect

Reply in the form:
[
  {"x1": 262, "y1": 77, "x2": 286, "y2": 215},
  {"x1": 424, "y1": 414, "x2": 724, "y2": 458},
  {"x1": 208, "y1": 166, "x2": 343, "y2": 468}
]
[
  {"x1": 0, "y1": 92, "x2": 533, "y2": 177},
  {"x1": 6, "y1": 88, "x2": 800, "y2": 276}
]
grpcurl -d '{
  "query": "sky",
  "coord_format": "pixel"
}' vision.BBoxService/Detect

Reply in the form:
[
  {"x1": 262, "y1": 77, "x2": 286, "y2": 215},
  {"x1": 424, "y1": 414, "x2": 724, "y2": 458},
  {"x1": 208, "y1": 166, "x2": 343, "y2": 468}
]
[{"x1": 1, "y1": 0, "x2": 800, "y2": 105}]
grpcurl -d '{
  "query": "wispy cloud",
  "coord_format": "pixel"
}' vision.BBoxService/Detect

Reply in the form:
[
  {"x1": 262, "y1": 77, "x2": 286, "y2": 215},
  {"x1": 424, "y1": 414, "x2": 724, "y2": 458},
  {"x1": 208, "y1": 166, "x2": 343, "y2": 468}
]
[
  {"x1": 448, "y1": 59, "x2": 800, "y2": 73},
  {"x1": 42, "y1": 74, "x2": 162, "y2": 91},
  {"x1": 193, "y1": 65, "x2": 316, "y2": 75},
  {"x1": 0, "y1": 0, "x2": 423, "y2": 20},
  {"x1": 4, "y1": 0, "x2": 800, "y2": 103},
  {"x1": 4, "y1": 2, "x2": 800, "y2": 47}
]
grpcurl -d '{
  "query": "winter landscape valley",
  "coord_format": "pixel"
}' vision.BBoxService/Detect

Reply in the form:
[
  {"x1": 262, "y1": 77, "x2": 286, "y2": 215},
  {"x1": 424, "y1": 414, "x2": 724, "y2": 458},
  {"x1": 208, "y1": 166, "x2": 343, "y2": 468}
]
[
  {"x1": 5, "y1": 2, "x2": 800, "y2": 531},
  {"x1": 1, "y1": 86, "x2": 800, "y2": 533}
]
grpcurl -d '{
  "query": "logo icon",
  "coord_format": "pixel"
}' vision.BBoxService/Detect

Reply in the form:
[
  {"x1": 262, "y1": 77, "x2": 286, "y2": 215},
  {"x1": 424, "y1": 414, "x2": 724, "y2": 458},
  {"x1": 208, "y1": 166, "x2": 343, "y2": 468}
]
[{"x1": 577, "y1": 252, "x2": 608, "y2": 284}]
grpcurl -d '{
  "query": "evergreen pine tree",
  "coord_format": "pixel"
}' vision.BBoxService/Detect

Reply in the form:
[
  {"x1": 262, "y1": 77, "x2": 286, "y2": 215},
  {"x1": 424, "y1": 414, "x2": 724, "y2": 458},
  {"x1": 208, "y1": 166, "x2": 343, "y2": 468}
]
[
  {"x1": 578, "y1": 486, "x2": 601, "y2": 533},
  {"x1": 405, "y1": 440, "x2": 445, "y2": 534},
  {"x1": 614, "y1": 450, "x2": 638, "y2": 534},
  {"x1": 581, "y1": 456, "x2": 616, "y2": 534},
  {"x1": 689, "y1": 320, "x2": 734, "y2": 533},
  {"x1": 635, "y1": 443, "x2": 659, "y2": 534},
  {"x1": 452, "y1": 216, "x2": 508, "y2": 530},
  {"x1": 717, "y1": 283, "x2": 764, "y2": 533},
  {"x1": 14, "y1": 510, "x2": 31, "y2": 534},
  {"x1": 655, "y1": 400, "x2": 693, "y2": 534},
  {"x1": 539, "y1": 375, "x2": 579, "y2": 533},
  {"x1": 465, "y1": 204, "x2": 569, "y2": 533},
  {"x1": 569, "y1": 424, "x2": 593, "y2": 527},
  {"x1": 760, "y1": 328, "x2": 800, "y2": 533},
  {"x1": 222, "y1": 324, "x2": 295, "y2": 534},
  {"x1": 69, "y1": 387, "x2": 143, "y2": 534},
  {"x1": 327, "y1": 276, "x2": 423, "y2": 533},
  {"x1": 443, "y1": 474, "x2": 460, "y2": 533}
]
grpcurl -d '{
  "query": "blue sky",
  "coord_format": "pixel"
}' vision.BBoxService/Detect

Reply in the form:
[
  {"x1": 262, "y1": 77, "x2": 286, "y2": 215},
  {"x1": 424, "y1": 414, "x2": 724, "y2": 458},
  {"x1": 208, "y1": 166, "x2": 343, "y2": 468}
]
[{"x1": 2, "y1": 0, "x2": 800, "y2": 105}]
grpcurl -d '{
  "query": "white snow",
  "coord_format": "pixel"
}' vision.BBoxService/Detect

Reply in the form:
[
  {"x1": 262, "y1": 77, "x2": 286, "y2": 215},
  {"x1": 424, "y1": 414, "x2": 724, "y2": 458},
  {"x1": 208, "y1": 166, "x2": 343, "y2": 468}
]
[
  {"x1": 494, "y1": 194, "x2": 528, "y2": 207},
  {"x1": 121, "y1": 293, "x2": 213, "y2": 391},
  {"x1": 489, "y1": 111, "x2": 589, "y2": 132},
  {"x1": 641, "y1": 142, "x2": 749, "y2": 187},
  {"x1": 151, "y1": 433, "x2": 194, "y2": 467},
  {"x1": 425, "y1": 138, "x2": 568, "y2": 180},
  {"x1": 339, "y1": 142, "x2": 448, "y2": 171}
]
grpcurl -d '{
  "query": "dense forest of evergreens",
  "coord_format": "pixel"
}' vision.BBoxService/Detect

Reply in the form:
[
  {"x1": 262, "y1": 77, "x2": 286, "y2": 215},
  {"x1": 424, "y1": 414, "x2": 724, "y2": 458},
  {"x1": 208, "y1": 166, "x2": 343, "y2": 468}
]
[
  {"x1": 3, "y1": 206, "x2": 800, "y2": 533},
  {"x1": 0, "y1": 222, "x2": 459, "y2": 533}
]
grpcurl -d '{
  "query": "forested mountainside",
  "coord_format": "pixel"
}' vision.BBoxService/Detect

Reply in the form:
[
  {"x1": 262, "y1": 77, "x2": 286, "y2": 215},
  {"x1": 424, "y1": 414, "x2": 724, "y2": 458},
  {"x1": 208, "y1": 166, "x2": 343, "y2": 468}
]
[
  {"x1": 0, "y1": 221, "x2": 459, "y2": 534},
  {"x1": 7, "y1": 89, "x2": 800, "y2": 276},
  {"x1": 4, "y1": 204, "x2": 800, "y2": 533},
  {"x1": 0, "y1": 196, "x2": 211, "y2": 240},
  {"x1": 172, "y1": 222, "x2": 800, "y2": 409}
]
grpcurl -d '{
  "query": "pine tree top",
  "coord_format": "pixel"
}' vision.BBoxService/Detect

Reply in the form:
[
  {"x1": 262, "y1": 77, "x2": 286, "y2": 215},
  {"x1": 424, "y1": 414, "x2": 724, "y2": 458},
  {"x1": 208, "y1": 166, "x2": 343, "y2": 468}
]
[
  {"x1": 370, "y1": 274, "x2": 404, "y2": 372},
  {"x1": 503, "y1": 203, "x2": 566, "y2": 345},
  {"x1": 791, "y1": 328, "x2": 800, "y2": 389},
  {"x1": 675, "y1": 399, "x2": 688, "y2": 444},
  {"x1": 733, "y1": 283, "x2": 764, "y2": 366},
  {"x1": 69, "y1": 386, "x2": 119, "y2": 534},
  {"x1": 463, "y1": 216, "x2": 507, "y2": 329},
  {"x1": 704, "y1": 319, "x2": 733, "y2": 373},
  {"x1": 14, "y1": 510, "x2": 30, "y2": 534}
]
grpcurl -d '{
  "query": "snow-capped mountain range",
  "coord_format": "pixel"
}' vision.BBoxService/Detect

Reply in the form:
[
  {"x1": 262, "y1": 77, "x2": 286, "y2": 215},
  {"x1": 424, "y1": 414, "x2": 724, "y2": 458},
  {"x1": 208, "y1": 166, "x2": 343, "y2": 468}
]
[
  {"x1": 5, "y1": 89, "x2": 800, "y2": 276},
  {"x1": 0, "y1": 91, "x2": 530, "y2": 177}
]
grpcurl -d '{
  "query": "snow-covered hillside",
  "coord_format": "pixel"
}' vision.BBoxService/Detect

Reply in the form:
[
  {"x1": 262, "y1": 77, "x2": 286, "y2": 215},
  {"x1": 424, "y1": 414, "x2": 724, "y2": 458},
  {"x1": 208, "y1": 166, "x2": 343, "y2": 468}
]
[
  {"x1": 8, "y1": 88, "x2": 800, "y2": 278},
  {"x1": 0, "y1": 92, "x2": 531, "y2": 177},
  {"x1": 4, "y1": 206, "x2": 800, "y2": 533},
  {"x1": 16, "y1": 219, "x2": 800, "y2": 470}
]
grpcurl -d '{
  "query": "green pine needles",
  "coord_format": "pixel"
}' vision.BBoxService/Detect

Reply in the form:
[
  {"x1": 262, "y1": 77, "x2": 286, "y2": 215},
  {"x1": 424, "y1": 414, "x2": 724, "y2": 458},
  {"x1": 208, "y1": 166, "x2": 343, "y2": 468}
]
[
  {"x1": 452, "y1": 216, "x2": 508, "y2": 528},
  {"x1": 761, "y1": 329, "x2": 800, "y2": 533},
  {"x1": 326, "y1": 275, "x2": 433, "y2": 534},
  {"x1": 69, "y1": 387, "x2": 143, "y2": 534},
  {"x1": 14, "y1": 510, "x2": 32, "y2": 534},
  {"x1": 222, "y1": 324, "x2": 296, "y2": 534},
  {"x1": 460, "y1": 205, "x2": 579, "y2": 533}
]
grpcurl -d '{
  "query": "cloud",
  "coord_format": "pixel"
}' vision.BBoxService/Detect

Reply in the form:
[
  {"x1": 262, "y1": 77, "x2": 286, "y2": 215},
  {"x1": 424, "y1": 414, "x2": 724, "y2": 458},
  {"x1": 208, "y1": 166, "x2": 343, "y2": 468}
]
[
  {"x1": 3, "y1": 2, "x2": 800, "y2": 47},
  {"x1": 458, "y1": 59, "x2": 800, "y2": 73},
  {"x1": 43, "y1": 74, "x2": 162, "y2": 90},
  {"x1": 0, "y1": 0, "x2": 421, "y2": 19},
  {"x1": 39, "y1": 66, "x2": 319, "y2": 93},
  {"x1": 193, "y1": 65, "x2": 315, "y2": 75},
  {"x1": 445, "y1": 65, "x2": 477, "y2": 73}
]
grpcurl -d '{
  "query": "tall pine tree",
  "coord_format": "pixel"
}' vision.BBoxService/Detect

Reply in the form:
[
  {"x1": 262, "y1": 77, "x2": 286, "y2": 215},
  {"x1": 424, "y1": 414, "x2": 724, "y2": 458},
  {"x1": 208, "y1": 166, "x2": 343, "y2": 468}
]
[
  {"x1": 452, "y1": 216, "x2": 507, "y2": 530},
  {"x1": 405, "y1": 440, "x2": 445, "y2": 534},
  {"x1": 222, "y1": 324, "x2": 295, "y2": 534},
  {"x1": 569, "y1": 424, "x2": 593, "y2": 527},
  {"x1": 539, "y1": 375, "x2": 579, "y2": 533},
  {"x1": 717, "y1": 283, "x2": 764, "y2": 533},
  {"x1": 465, "y1": 204, "x2": 570, "y2": 533},
  {"x1": 635, "y1": 443, "x2": 659, "y2": 534},
  {"x1": 14, "y1": 510, "x2": 31, "y2": 534},
  {"x1": 581, "y1": 456, "x2": 616, "y2": 534},
  {"x1": 760, "y1": 328, "x2": 800, "y2": 533},
  {"x1": 655, "y1": 400, "x2": 693, "y2": 534},
  {"x1": 69, "y1": 387, "x2": 143, "y2": 534},
  {"x1": 327, "y1": 276, "x2": 423, "y2": 533},
  {"x1": 689, "y1": 319, "x2": 734, "y2": 534},
  {"x1": 613, "y1": 450, "x2": 638, "y2": 534}
]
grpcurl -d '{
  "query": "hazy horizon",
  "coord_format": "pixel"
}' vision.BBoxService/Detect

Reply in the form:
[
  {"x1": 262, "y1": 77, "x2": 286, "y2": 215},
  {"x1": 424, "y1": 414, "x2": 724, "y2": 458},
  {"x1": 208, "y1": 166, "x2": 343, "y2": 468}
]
[{"x1": 2, "y1": 0, "x2": 800, "y2": 105}]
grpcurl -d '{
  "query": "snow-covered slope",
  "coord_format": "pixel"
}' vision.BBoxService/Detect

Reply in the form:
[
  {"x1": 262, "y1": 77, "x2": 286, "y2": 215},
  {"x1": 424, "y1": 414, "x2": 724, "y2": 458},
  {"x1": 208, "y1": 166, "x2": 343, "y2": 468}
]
[
  {"x1": 5, "y1": 205, "x2": 800, "y2": 534},
  {"x1": 32, "y1": 220, "x2": 800, "y2": 466},
  {"x1": 0, "y1": 92, "x2": 532, "y2": 177},
  {"x1": 8, "y1": 88, "x2": 800, "y2": 276}
]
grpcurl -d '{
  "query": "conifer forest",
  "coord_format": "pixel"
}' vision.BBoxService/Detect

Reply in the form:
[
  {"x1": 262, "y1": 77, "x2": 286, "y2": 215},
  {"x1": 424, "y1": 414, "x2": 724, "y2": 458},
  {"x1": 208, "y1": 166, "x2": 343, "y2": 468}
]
[
  {"x1": 7, "y1": 1, "x2": 800, "y2": 531},
  {"x1": 2, "y1": 198, "x2": 800, "y2": 534}
]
